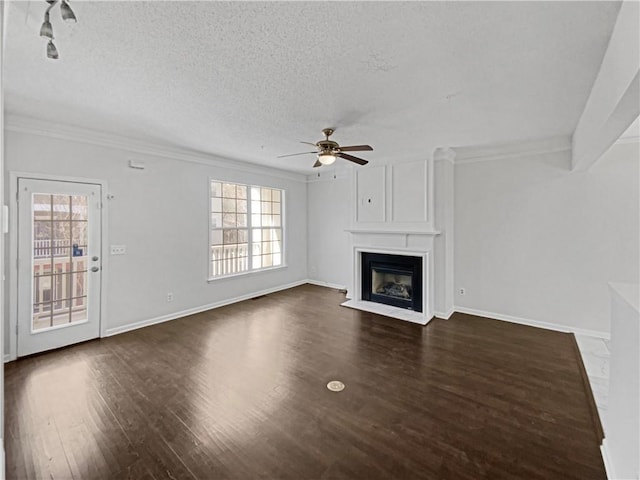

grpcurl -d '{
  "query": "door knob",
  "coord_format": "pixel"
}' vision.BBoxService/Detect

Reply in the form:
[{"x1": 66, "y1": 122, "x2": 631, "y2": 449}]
[
  {"x1": 92, "y1": 256, "x2": 99, "y2": 261},
  {"x1": 90, "y1": 266, "x2": 100, "y2": 272}
]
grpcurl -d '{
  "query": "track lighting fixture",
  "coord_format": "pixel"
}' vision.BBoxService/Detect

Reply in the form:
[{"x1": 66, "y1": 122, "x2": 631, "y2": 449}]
[
  {"x1": 40, "y1": 12, "x2": 53, "y2": 39},
  {"x1": 39, "y1": 0, "x2": 77, "y2": 59},
  {"x1": 47, "y1": 40, "x2": 59, "y2": 59},
  {"x1": 60, "y1": 0, "x2": 77, "y2": 22}
]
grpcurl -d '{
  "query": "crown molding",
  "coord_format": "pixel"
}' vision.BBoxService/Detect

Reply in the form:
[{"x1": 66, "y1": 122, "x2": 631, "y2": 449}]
[
  {"x1": 615, "y1": 135, "x2": 640, "y2": 145},
  {"x1": 5, "y1": 114, "x2": 307, "y2": 183},
  {"x1": 453, "y1": 135, "x2": 571, "y2": 165}
]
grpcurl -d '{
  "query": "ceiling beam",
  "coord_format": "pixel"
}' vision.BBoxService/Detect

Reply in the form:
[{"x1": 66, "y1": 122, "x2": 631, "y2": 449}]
[{"x1": 571, "y1": 1, "x2": 640, "y2": 172}]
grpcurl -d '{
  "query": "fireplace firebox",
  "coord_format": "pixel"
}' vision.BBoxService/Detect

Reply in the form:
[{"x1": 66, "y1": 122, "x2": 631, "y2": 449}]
[{"x1": 361, "y1": 252, "x2": 422, "y2": 312}]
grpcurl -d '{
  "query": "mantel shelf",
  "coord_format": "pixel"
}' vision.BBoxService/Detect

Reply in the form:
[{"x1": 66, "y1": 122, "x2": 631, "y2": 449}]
[{"x1": 345, "y1": 229, "x2": 441, "y2": 236}]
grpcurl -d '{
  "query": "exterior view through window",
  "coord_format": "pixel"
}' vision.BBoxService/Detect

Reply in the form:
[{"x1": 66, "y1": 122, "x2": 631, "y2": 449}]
[{"x1": 209, "y1": 181, "x2": 283, "y2": 278}]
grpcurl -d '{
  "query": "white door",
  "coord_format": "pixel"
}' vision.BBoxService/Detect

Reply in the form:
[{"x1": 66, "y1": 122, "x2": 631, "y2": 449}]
[{"x1": 17, "y1": 178, "x2": 102, "y2": 357}]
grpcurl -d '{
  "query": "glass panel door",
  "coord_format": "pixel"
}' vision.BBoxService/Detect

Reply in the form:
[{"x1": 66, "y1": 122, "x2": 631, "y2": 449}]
[{"x1": 18, "y1": 178, "x2": 102, "y2": 357}]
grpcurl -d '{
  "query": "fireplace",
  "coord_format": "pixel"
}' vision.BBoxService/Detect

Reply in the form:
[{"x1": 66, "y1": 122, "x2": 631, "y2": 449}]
[{"x1": 361, "y1": 252, "x2": 423, "y2": 312}]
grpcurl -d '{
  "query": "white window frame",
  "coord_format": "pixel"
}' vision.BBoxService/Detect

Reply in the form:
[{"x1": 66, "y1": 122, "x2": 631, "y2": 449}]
[{"x1": 208, "y1": 178, "x2": 286, "y2": 281}]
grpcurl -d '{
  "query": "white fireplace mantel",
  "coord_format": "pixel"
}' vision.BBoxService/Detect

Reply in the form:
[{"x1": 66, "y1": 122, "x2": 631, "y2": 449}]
[{"x1": 343, "y1": 229, "x2": 438, "y2": 325}]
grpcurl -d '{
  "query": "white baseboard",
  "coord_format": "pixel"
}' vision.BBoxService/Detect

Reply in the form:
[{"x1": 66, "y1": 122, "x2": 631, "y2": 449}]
[
  {"x1": 305, "y1": 279, "x2": 347, "y2": 291},
  {"x1": 4, "y1": 354, "x2": 12, "y2": 364},
  {"x1": 453, "y1": 306, "x2": 610, "y2": 339},
  {"x1": 600, "y1": 439, "x2": 615, "y2": 480},
  {"x1": 104, "y1": 280, "x2": 308, "y2": 337},
  {"x1": 434, "y1": 308, "x2": 455, "y2": 320}
]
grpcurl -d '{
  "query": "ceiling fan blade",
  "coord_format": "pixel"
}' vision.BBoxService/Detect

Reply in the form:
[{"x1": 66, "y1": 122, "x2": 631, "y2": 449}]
[
  {"x1": 300, "y1": 141, "x2": 318, "y2": 147},
  {"x1": 338, "y1": 152, "x2": 368, "y2": 165},
  {"x1": 313, "y1": 159, "x2": 322, "y2": 168},
  {"x1": 338, "y1": 145, "x2": 373, "y2": 152},
  {"x1": 277, "y1": 151, "x2": 317, "y2": 158}
]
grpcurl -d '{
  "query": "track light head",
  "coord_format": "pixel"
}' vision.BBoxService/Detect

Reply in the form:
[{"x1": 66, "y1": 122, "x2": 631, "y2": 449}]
[
  {"x1": 40, "y1": 12, "x2": 54, "y2": 39},
  {"x1": 60, "y1": 0, "x2": 77, "y2": 22},
  {"x1": 47, "y1": 40, "x2": 59, "y2": 59}
]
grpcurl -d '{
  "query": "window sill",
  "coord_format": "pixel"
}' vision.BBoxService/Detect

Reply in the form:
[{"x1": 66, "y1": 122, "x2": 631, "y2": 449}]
[{"x1": 207, "y1": 264, "x2": 288, "y2": 282}]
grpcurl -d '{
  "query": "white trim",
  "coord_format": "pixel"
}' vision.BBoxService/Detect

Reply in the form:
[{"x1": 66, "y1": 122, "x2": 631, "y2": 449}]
[
  {"x1": 453, "y1": 135, "x2": 571, "y2": 165},
  {"x1": 3, "y1": 355, "x2": 10, "y2": 364},
  {"x1": 6, "y1": 115, "x2": 306, "y2": 183},
  {"x1": 454, "y1": 306, "x2": 610, "y2": 339},
  {"x1": 345, "y1": 229, "x2": 440, "y2": 236},
  {"x1": 615, "y1": 135, "x2": 639, "y2": 145},
  {"x1": 104, "y1": 280, "x2": 307, "y2": 337},
  {"x1": 434, "y1": 308, "x2": 455, "y2": 320},
  {"x1": 341, "y1": 299, "x2": 431, "y2": 326},
  {"x1": 352, "y1": 246, "x2": 433, "y2": 322},
  {"x1": 600, "y1": 440, "x2": 615, "y2": 480},
  {"x1": 306, "y1": 279, "x2": 347, "y2": 291}
]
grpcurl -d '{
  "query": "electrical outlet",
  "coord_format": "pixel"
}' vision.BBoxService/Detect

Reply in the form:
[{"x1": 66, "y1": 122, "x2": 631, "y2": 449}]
[
  {"x1": 110, "y1": 245, "x2": 126, "y2": 255},
  {"x1": 459, "y1": 288, "x2": 466, "y2": 296},
  {"x1": 167, "y1": 293, "x2": 173, "y2": 302}
]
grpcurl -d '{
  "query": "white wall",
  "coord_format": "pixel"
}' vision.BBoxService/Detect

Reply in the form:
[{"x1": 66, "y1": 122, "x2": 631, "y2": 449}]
[
  {"x1": 307, "y1": 172, "x2": 351, "y2": 288},
  {"x1": 4, "y1": 128, "x2": 308, "y2": 354},
  {"x1": 455, "y1": 141, "x2": 639, "y2": 335}
]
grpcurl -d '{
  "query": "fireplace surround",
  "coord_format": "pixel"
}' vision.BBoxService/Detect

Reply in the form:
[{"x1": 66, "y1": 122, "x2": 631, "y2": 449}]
[{"x1": 361, "y1": 252, "x2": 423, "y2": 312}]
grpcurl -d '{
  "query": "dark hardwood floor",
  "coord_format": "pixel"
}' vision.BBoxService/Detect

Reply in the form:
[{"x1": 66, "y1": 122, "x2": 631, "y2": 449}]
[{"x1": 5, "y1": 284, "x2": 605, "y2": 479}]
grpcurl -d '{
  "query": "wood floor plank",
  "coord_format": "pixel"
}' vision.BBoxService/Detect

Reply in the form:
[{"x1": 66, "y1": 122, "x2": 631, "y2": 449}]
[{"x1": 5, "y1": 285, "x2": 606, "y2": 479}]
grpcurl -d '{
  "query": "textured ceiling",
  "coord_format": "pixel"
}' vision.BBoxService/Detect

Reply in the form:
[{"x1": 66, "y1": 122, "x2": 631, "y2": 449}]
[{"x1": 4, "y1": 1, "x2": 621, "y2": 173}]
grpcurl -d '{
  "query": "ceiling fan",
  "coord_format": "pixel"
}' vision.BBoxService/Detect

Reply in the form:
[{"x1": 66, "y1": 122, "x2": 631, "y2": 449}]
[{"x1": 278, "y1": 128, "x2": 373, "y2": 168}]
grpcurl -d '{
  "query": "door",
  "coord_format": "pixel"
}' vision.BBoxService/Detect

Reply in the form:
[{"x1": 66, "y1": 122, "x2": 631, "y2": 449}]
[{"x1": 17, "y1": 178, "x2": 102, "y2": 357}]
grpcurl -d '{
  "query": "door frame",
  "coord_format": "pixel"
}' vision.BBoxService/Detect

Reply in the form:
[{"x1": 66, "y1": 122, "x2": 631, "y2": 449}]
[{"x1": 8, "y1": 172, "x2": 109, "y2": 361}]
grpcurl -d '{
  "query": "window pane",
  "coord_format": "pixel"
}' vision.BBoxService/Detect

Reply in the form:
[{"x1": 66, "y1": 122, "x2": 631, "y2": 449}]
[
  {"x1": 237, "y1": 200, "x2": 247, "y2": 213},
  {"x1": 211, "y1": 230, "x2": 223, "y2": 246},
  {"x1": 222, "y1": 198, "x2": 236, "y2": 213},
  {"x1": 261, "y1": 202, "x2": 271, "y2": 214},
  {"x1": 252, "y1": 256, "x2": 262, "y2": 269},
  {"x1": 72, "y1": 221, "x2": 87, "y2": 247},
  {"x1": 54, "y1": 222, "x2": 71, "y2": 246},
  {"x1": 273, "y1": 253, "x2": 282, "y2": 266},
  {"x1": 223, "y1": 183, "x2": 236, "y2": 198},
  {"x1": 272, "y1": 190, "x2": 281, "y2": 202},
  {"x1": 262, "y1": 215, "x2": 271, "y2": 227},
  {"x1": 237, "y1": 185, "x2": 247, "y2": 199},
  {"x1": 211, "y1": 197, "x2": 222, "y2": 212},
  {"x1": 52, "y1": 195, "x2": 71, "y2": 220},
  {"x1": 251, "y1": 214, "x2": 261, "y2": 227},
  {"x1": 237, "y1": 214, "x2": 247, "y2": 227},
  {"x1": 272, "y1": 215, "x2": 281, "y2": 227},
  {"x1": 261, "y1": 188, "x2": 272, "y2": 201},
  {"x1": 272, "y1": 200, "x2": 281, "y2": 214},
  {"x1": 262, "y1": 255, "x2": 273, "y2": 267},
  {"x1": 251, "y1": 187, "x2": 261, "y2": 201},
  {"x1": 251, "y1": 201, "x2": 261, "y2": 214},
  {"x1": 211, "y1": 213, "x2": 222, "y2": 228},
  {"x1": 238, "y1": 230, "x2": 248, "y2": 243},
  {"x1": 71, "y1": 196, "x2": 88, "y2": 220},
  {"x1": 223, "y1": 213, "x2": 237, "y2": 227},
  {"x1": 223, "y1": 229, "x2": 238, "y2": 244},
  {"x1": 211, "y1": 182, "x2": 222, "y2": 197}
]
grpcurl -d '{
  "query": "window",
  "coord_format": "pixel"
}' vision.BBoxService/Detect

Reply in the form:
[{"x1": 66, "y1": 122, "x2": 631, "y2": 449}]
[{"x1": 209, "y1": 180, "x2": 283, "y2": 278}]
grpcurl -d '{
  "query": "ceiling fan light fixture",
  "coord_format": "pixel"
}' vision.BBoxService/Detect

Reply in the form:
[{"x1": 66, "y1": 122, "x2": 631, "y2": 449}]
[
  {"x1": 47, "y1": 40, "x2": 59, "y2": 59},
  {"x1": 318, "y1": 152, "x2": 336, "y2": 165},
  {"x1": 40, "y1": 13, "x2": 54, "y2": 38},
  {"x1": 60, "y1": 0, "x2": 77, "y2": 22}
]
